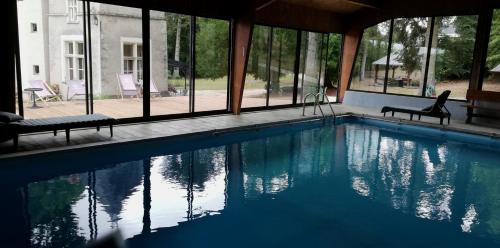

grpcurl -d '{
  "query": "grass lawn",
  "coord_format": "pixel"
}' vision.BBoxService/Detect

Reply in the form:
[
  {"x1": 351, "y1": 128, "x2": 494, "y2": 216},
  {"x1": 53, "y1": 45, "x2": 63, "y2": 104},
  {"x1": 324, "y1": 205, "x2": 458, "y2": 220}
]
[{"x1": 169, "y1": 77, "x2": 267, "y2": 91}]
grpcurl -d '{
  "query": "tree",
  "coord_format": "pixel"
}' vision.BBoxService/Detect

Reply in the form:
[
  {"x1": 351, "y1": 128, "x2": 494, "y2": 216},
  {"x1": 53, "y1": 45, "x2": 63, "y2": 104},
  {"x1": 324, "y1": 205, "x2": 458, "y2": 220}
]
[
  {"x1": 435, "y1": 16, "x2": 478, "y2": 81},
  {"x1": 195, "y1": 18, "x2": 229, "y2": 79},
  {"x1": 325, "y1": 34, "x2": 342, "y2": 87},
  {"x1": 357, "y1": 22, "x2": 389, "y2": 82},
  {"x1": 486, "y1": 10, "x2": 500, "y2": 70},
  {"x1": 165, "y1": 14, "x2": 191, "y2": 78},
  {"x1": 393, "y1": 18, "x2": 427, "y2": 86},
  {"x1": 269, "y1": 28, "x2": 296, "y2": 95}
]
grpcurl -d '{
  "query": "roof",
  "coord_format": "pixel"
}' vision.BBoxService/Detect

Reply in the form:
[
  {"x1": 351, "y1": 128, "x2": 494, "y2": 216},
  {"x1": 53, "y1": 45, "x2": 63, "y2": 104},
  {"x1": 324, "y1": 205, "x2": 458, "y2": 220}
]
[
  {"x1": 372, "y1": 45, "x2": 442, "y2": 66},
  {"x1": 491, "y1": 64, "x2": 500, "y2": 73},
  {"x1": 372, "y1": 54, "x2": 403, "y2": 66}
]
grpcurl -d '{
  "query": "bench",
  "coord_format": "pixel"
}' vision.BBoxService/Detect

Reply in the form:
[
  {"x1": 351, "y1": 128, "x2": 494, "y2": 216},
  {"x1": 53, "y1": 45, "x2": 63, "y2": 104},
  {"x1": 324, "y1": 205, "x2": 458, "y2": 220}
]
[
  {"x1": 12, "y1": 114, "x2": 116, "y2": 148},
  {"x1": 464, "y1": 90, "x2": 500, "y2": 123}
]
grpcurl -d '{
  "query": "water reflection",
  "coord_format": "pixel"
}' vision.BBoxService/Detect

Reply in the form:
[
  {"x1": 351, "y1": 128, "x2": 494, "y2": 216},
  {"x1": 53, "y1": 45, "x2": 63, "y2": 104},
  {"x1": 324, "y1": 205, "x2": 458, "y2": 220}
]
[
  {"x1": 25, "y1": 146, "x2": 229, "y2": 247},
  {"x1": 345, "y1": 124, "x2": 500, "y2": 240},
  {"x1": 11, "y1": 122, "x2": 500, "y2": 247}
]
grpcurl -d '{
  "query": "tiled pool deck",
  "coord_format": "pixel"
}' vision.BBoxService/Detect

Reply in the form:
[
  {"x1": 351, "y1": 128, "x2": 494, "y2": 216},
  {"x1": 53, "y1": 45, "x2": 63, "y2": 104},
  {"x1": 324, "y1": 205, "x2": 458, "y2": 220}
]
[{"x1": 2, "y1": 104, "x2": 500, "y2": 157}]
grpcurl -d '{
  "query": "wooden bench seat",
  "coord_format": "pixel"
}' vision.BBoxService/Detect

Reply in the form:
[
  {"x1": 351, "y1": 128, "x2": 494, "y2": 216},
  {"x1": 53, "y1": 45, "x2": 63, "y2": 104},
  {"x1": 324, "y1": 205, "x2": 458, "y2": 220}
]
[
  {"x1": 12, "y1": 114, "x2": 116, "y2": 148},
  {"x1": 464, "y1": 90, "x2": 500, "y2": 123}
]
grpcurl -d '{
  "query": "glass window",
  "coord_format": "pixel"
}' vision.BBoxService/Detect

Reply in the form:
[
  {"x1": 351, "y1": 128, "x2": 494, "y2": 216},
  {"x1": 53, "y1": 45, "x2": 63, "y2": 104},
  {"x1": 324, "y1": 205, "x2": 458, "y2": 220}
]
[
  {"x1": 350, "y1": 21, "x2": 390, "y2": 92},
  {"x1": 121, "y1": 42, "x2": 143, "y2": 82},
  {"x1": 387, "y1": 18, "x2": 429, "y2": 96},
  {"x1": 243, "y1": 25, "x2": 270, "y2": 108},
  {"x1": 429, "y1": 16, "x2": 478, "y2": 99},
  {"x1": 17, "y1": 0, "x2": 85, "y2": 119},
  {"x1": 298, "y1": 32, "x2": 324, "y2": 103},
  {"x1": 483, "y1": 9, "x2": 500, "y2": 91},
  {"x1": 194, "y1": 17, "x2": 230, "y2": 112},
  {"x1": 268, "y1": 27, "x2": 297, "y2": 106},
  {"x1": 67, "y1": 0, "x2": 78, "y2": 23},
  {"x1": 150, "y1": 11, "x2": 191, "y2": 116},
  {"x1": 91, "y1": 3, "x2": 143, "y2": 118},
  {"x1": 65, "y1": 41, "x2": 84, "y2": 81},
  {"x1": 325, "y1": 33, "x2": 342, "y2": 102}
]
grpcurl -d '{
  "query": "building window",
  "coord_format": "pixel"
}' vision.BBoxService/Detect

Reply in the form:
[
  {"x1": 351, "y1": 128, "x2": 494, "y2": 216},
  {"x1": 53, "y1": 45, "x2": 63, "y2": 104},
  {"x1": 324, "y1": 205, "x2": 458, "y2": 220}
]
[
  {"x1": 30, "y1": 23, "x2": 37, "y2": 32},
  {"x1": 67, "y1": 0, "x2": 78, "y2": 23},
  {"x1": 33, "y1": 65, "x2": 39, "y2": 75},
  {"x1": 122, "y1": 42, "x2": 143, "y2": 82},
  {"x1": 65, "y1": 41, "x2": 84, "y2": 80}
]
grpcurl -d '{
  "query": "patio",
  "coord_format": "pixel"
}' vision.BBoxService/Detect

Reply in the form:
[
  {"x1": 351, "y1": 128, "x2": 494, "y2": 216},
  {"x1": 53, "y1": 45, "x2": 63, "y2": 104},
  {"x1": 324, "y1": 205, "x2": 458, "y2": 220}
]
[{"x1": 20, "y1": 90, "x2": 292, "y2": 119}]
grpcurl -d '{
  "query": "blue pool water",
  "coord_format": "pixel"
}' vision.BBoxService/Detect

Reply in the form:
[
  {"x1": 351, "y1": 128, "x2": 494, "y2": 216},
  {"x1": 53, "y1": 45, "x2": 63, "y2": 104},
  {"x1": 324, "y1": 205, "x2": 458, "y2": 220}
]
[{"x1": 1, "y1": 117, "x2": 500, "y2": 247}]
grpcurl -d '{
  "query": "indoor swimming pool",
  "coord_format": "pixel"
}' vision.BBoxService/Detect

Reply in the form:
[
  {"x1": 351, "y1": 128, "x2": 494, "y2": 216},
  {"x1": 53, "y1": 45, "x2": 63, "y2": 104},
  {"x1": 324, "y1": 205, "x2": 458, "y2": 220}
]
[{"x1": 1, "y1": 116, "x2": 500, "y2": 247}]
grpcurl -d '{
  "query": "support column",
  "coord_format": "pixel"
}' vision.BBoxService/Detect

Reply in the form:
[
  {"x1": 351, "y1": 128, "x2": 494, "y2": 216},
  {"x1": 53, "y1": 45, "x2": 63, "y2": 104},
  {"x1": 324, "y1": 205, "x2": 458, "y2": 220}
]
[
  {"x1": 0, "y1": 0, "x2": 18, "y2": 113},
  {"x1": 470, "y1": 8, "x2": 493, "y2": 90},
  {"x1": 338, "y1": 27, "x2": 363, "y2": 102},
  {"x1": 230, "y1": 17, "x2": 253, "y2": 114}
]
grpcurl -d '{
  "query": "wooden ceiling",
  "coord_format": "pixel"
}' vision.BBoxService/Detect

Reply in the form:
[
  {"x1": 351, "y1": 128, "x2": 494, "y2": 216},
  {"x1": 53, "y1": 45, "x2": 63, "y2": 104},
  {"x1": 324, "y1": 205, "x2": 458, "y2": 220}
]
[{"x1": 91, "y1": 0, "x2": 500, "y2": 33}]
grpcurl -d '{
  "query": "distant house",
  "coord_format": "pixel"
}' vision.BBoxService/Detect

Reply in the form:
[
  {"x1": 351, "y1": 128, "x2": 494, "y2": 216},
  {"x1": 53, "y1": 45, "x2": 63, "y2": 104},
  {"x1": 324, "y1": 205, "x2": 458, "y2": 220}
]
[
  {"x1": 17, "y1": 0, "x2": 168, "y2": 98},
  {"x1": 491, "y1": 64, "x2": 500, "y2": 80}
]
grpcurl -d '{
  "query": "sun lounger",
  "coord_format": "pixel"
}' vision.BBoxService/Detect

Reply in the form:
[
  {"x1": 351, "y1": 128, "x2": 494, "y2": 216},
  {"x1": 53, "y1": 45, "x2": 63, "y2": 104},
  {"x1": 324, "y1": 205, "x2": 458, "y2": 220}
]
[
  {"x1": 28, "y1": 80, "x2": 62, "y2": 102},
  {"x1": 381, "y1": 90, "x2": 451, "y2": 125},
  {"x1": 117, "y1": 74, "x2": 140, "y2": 99},
  {"x1": 8, "y1": 113, "x2": 116, "y2": 148},
  {"x1": 150, "y1": 80, "x2": 161, "y2": 97},
  {"x1": 67, "y1": 80, "x2": 86, "y2": 100}
]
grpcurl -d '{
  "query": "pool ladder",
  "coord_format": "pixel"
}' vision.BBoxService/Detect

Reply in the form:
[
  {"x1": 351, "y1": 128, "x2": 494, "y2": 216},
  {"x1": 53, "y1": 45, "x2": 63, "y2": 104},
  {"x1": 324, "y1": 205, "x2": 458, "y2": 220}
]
[{"x1": 302, "y1": 86, "x2": 336, "y2": 123}]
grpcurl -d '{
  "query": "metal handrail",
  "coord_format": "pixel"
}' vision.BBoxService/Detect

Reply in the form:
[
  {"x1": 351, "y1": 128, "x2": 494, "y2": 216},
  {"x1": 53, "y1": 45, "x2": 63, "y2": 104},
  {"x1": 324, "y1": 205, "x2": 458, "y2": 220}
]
[{"x1": 302, "y1": 86, "x2": 336, "y2": 123}]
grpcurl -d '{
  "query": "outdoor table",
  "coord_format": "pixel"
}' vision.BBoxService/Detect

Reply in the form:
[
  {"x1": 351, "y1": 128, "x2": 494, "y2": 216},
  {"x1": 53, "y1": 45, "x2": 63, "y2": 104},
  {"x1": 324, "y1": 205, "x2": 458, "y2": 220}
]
[{"x1": 24, "y1": 87, "x2": 43, "y2": 108}]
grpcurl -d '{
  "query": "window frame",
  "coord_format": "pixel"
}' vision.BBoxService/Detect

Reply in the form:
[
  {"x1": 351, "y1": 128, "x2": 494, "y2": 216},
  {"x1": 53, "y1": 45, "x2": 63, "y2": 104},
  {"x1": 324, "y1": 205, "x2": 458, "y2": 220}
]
[
  {"x1": 61, "y1": 35, "x2": 85, "y2": 82},
  {"x1": 348, "y1": 15, "x2": 480, "y2": 101},
  {"x1": 66, "y1": 0, "x2": 79, "y2": 24}
]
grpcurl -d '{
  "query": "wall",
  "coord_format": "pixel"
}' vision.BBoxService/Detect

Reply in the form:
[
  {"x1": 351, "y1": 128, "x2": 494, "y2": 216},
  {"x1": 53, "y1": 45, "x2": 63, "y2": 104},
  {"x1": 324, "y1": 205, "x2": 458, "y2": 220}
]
[
  {"x1": 17, "y1": 0, "x2": 48, "y2": 88},
  {"x1": 48, "y1": 0, "x2": 85, "y2": 100},
  {"x1": 96, "y1": 5, "x2": 167, "y2": 97},
  {"x1": 343, "y1": 90, "x2": 468, "y2": 121}
]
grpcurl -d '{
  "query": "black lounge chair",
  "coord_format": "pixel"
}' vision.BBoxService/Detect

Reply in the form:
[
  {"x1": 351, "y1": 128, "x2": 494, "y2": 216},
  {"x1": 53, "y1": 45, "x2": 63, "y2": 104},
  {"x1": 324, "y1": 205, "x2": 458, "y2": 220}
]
[
  {"x1": 381, "y1": 90, "x2": 451, "y2": 125},
  {"x1": 2, "y1": 113, "x2": 116, "y2": 148}
]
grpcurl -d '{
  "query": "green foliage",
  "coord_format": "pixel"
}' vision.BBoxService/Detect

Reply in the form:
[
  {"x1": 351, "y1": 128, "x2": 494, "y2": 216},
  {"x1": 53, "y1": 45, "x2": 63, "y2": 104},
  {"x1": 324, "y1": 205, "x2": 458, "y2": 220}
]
[
  {"x1": 436, "y1": 16, "x2": 478, "y2": 80},
  {"x1": 195, "y1": 18, "x2": 229, "y2": 79},
  {"x1": 393, "y1": 18, "x2": 427, "y2": 78},
  {"x1": 487, "y1": 10, "x2": 500, "y2": 70},
  {"x1": 325, "y1": 34, "x2": 342, "y2": 86},
  {"x1": 165, "y1": 14, "x2": 191, "y2": 74},
  {"x1": 248, "y1": 26, "x2": 271, "y2": 81}
]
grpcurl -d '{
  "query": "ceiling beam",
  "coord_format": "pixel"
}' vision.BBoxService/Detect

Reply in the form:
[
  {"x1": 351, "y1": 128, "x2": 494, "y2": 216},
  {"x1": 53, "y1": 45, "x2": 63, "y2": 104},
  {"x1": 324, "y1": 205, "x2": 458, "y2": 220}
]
[
  {"x1": 345, "y1": 0, "x2": 381, "y2": 10},
  {"x1": 255, "y1": 0, "x2": 279, "y2": 11}
]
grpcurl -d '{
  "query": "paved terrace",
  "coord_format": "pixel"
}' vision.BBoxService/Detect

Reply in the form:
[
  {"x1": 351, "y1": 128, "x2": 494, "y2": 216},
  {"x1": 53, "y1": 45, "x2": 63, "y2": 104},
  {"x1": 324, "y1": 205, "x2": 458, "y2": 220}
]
[
  {"x1": 2, "y1": 104, "x2": 500, "y2": 157},
  {"x1": 21, "y1": 92, "x2": 291, "y2": 119}
]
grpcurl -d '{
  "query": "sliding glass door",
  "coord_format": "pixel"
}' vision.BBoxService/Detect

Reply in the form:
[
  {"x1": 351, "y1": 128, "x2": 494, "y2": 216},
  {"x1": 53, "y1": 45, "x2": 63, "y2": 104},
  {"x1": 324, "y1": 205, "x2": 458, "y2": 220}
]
[
  {"x1": 15, "y1": 0, "x2": 341, "y2": 120},
  {"x1": 194, "y1": 17, "x2": 230, "y2": 112},
  {"x1": 89, "y1": 2, "x2": 143, "y2": 119},
  {"x1": 149, "y1": 11, "x2": 192, "y2": 116},
  {"x1": 16, "y1": 0, "x2": 87, "y2": 119}
]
